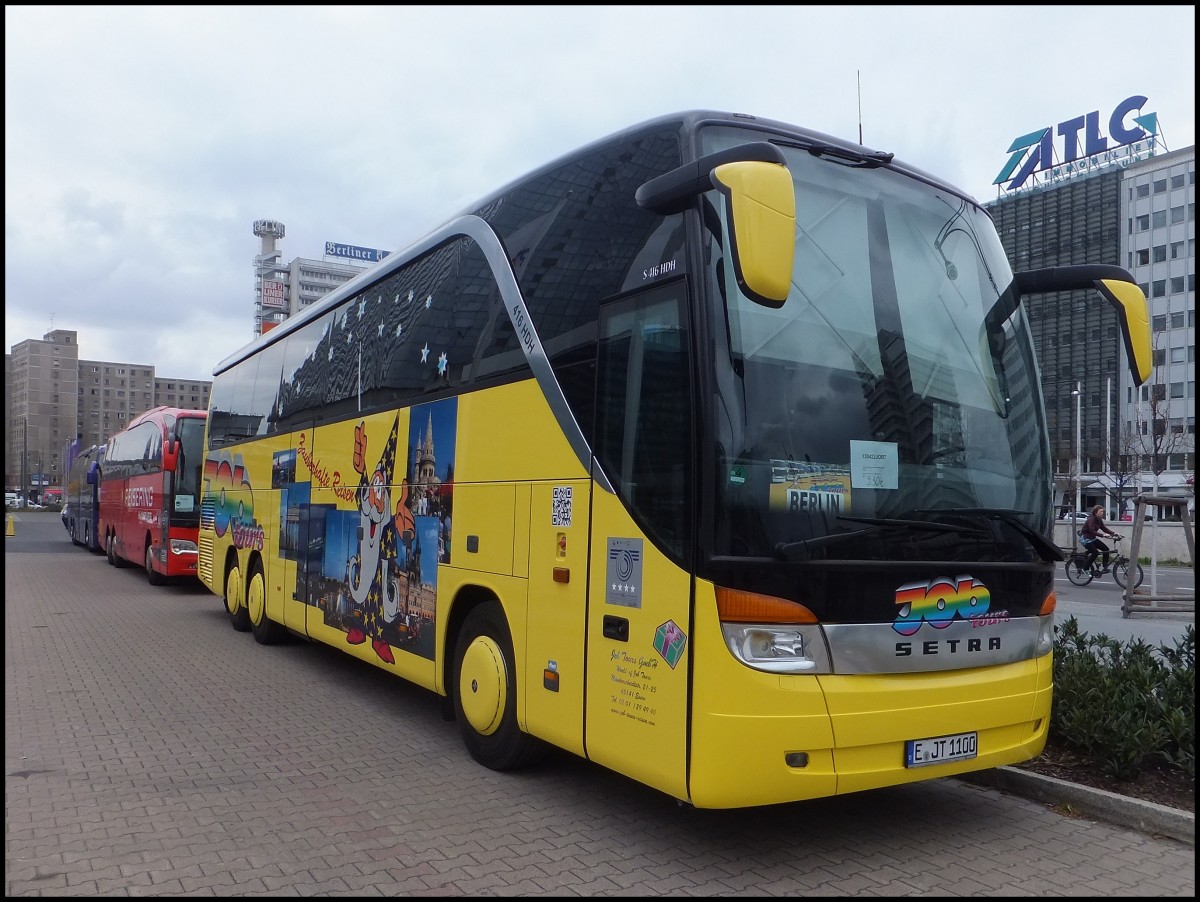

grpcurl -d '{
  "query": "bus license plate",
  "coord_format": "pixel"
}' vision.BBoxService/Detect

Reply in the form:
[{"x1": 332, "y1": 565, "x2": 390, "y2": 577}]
[{"x1": 905, "y1": 731, "x2": 977, "y2": 768}]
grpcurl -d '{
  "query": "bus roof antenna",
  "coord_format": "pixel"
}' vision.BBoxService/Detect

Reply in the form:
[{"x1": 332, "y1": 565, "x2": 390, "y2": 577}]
[{"x1": 857, "y1": 70, "x2": 863, "y2": 145}]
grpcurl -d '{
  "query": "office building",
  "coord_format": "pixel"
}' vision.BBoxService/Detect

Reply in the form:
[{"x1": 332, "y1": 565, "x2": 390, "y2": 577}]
[
  {"x1": 253, "y1": 219, "x2": 376, "y2": 335},
  {"x1": 5, "y1": 329, "x2": 211, "y2": 500},
  {"x1": 984, "y1": 99, "x2": 1193, "y2": 520}
]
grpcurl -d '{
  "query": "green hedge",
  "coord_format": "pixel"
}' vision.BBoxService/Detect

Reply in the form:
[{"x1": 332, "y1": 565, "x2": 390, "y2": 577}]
[{"x1": 1051, "y1": 617, "x2": 1195, "y2": 780}]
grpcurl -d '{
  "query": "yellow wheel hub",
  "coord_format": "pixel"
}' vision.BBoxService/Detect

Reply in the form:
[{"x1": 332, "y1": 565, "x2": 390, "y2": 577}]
[
  {"x1": 459, "y1": 636, "x2": 506, "y2": 736},
  {"x1": 225, "y1": 568, "x2": 243, "y2": 616},
  {"x1": 247, "y1": 572, "x2": 265, "y2": 626}
]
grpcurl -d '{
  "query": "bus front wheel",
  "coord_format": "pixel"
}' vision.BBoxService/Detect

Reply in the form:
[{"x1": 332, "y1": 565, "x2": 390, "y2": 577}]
[
  {"x1": 224, "y1": 559, "x2": 251, "y2": 632},
  {"x1": 146, "y1": 545, "x2": 165, "y2": 586},
  {"x1": 452, "y1": 602, "x2": 546, "y2": 771}
]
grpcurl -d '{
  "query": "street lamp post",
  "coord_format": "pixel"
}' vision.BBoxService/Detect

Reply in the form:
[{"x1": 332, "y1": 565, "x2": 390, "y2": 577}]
[{"x1": 1073, "y1": 381, "x2": 1082, "y2": 542}]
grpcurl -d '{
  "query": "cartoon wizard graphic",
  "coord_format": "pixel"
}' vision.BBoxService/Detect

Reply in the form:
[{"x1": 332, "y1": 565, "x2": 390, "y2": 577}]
[{"x1": 345, "y1": 416, "x2": 414, "y2": 665}]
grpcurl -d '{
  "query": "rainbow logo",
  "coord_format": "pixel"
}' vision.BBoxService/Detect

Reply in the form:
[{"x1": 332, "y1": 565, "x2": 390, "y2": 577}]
[{"x1": 892, "y1": 575, "x2": 991, "y2": 636}]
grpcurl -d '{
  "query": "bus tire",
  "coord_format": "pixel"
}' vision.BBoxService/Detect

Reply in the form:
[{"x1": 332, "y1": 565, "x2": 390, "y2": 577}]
[
  {"x1": 146, "y1": 545, "x2": 166, "y2": 586},
  {"x1": 452, "y1": 601, "x2": 547, "y2": 771},
  {"x1": 248, "y1": 560, "x2": 287, "y2": 645},
  {"x1": 108, "y1": 533, "x2": 126, "y2": 568},
  {"x1": 224, "y1": 558, "x2": 251, "y2": 632}
]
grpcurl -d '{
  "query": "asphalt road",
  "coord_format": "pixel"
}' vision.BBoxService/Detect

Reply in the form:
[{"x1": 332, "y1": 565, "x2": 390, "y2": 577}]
[
  {"x1": 1051, "y1": 557, "x2": 1194, "y2": 647},
  {"x1": 5, "y1": 511, "x2": 1195, "y2": 896}
]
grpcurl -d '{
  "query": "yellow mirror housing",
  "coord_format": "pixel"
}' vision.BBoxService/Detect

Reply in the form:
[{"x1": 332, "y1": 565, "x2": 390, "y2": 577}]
[{"x1": 711, "y1": 161, "x2": 796, "y2": 307}]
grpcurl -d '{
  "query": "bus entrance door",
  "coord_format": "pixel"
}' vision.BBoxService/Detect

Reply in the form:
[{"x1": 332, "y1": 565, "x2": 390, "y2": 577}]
[{"x1": 584, "y1": 488, "x2": 691, "y2": 803}]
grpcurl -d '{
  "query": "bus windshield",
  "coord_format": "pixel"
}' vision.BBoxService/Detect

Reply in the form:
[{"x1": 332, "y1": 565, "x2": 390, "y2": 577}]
[
  {"x1": 700, "y1": 126, "x2": 1049, "y2": 561},
  {"x1": 172, "y1": 416, "x2": 206, "y2": 525}
]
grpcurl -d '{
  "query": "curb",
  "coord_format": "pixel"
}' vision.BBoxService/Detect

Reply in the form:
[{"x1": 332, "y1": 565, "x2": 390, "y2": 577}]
[{"x1": 958, "y1": 766, "x2": 1194, "y2": 846}]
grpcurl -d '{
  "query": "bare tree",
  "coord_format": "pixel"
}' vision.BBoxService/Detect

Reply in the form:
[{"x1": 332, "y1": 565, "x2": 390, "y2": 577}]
[
  {"x1": 1128, "y1": 335, "x2": 1192, "y2": 520},
  {"x1": 1096, "y1": 423, "x2": 1143, "y2": 519},
  {"x1": 1055, "y1": 460, "x2": 1081, "y2": 517}
]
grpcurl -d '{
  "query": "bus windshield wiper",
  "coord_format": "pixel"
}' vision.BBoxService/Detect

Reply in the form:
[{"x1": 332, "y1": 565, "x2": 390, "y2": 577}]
[
  {"x1": 775, "y1": 526, "x2": 882, "y2": 560},
  {"x1": 775, "y1": 139, "x2": 895, "y2": 167},
  {"x1": 836, "y1": 515, "x2": 987, "y2": 535},
  {"x1": 913, "y1": 508, "x2": 1064, "y2": 562},
  {"x1": 774, "y1": 517, "x2": 986, "y2": 561}
]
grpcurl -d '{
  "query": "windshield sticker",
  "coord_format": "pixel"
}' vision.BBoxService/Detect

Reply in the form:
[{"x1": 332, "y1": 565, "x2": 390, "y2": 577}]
[
  {"x1": 850, "y1": 440, "x2": 898, "y2": 489},
  {"x1": 769, "y1": 460, "x2": 850, "y2": 514},
  {"x1": 606, "y1": 537, "x2": 643, "y2": 608}
]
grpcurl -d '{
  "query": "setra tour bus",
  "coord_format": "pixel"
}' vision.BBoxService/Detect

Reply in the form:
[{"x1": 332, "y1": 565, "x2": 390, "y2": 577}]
[
  {"x1": 198, "y1": 110, "x2": 1151, "y2": 809},
  {"x1": 64, "y1": 443, "x2": 106, "y2": 553},
  {"x1": 100, "y1": 405, "x2": 207, "y2": 584}
]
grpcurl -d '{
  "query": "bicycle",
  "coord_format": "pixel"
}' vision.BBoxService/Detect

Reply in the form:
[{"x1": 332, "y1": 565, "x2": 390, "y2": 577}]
[{"x1": 1064, "y1": 535, "x2": 1144, "y2": 589}]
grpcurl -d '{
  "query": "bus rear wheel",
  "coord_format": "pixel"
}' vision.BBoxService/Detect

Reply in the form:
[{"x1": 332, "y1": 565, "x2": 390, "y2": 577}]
[
  {"x1": 107, "y1": 533, "x2": 126, "y2": 568},
  {"x1": 452, "y1": 601, "x2": 547, "y2": 771},
  {"x1": 248, "y1": 561, "x2": 287, "y2": 645},
  {"x1": 146, "y1": 545, "x2": 165, "y2": 586},
  {"x1": 224, "y1": 559, "x2": 251, "y2": 632}
]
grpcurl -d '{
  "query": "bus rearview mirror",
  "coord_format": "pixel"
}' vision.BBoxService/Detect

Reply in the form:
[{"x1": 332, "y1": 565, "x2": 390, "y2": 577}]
[{"x1": 1014, "y1": 264, "x2": 1152, "y2": 386}]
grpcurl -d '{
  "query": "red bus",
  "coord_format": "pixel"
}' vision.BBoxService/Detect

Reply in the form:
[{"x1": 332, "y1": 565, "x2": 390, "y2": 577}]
[{"x1": 100, "y1": 405, "x2": 207, "y2": 584}]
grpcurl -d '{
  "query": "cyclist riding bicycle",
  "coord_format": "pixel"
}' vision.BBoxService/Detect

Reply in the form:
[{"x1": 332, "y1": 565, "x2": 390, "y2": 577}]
[{"x1": 1079, "y1": 504, "x2": 1120, "y2": 574}]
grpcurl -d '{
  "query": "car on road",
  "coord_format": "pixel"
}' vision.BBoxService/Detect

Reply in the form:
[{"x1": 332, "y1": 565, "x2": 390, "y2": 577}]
[{"x1": 1060, "y1": 511, "x2": 1089, "y2": 522}]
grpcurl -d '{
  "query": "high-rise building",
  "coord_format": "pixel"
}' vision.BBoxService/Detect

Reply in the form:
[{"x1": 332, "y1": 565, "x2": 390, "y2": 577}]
[
  {"x1": 5, "y1": 329, "x2": 211, "y2": 500},
  {"x1": 986, "y1": 125, "x2": 1194, "y2": 519},
  {"x1": 252, "y1": 219, "x2": 375, "y2": 336}
]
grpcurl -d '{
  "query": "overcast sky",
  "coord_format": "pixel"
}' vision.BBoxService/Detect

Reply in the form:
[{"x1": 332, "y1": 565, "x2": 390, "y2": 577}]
[{"x1": 5, "y1": 5, "x2": 1195, "y2": 382}]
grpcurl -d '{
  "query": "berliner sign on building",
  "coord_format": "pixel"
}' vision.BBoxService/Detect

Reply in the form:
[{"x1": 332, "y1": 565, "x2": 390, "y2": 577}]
[
  {"x1": 994, "y1": 94, "x2": 1159, "y2": 192},
  {"x1": 324, "y1": 241, "x2": 391, "y2": 263}
]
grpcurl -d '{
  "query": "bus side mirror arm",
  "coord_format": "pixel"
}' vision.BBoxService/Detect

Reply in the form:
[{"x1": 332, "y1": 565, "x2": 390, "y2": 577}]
[
  {"x1": 162, "y1": 439, "x2": 180, "y2": 473},
  {"x1": 1014, "y1": 264, "x2": 1152, "y2": 386},
  {"x1": 636, "y1": 142, "x2": 796, "y2": 307}
]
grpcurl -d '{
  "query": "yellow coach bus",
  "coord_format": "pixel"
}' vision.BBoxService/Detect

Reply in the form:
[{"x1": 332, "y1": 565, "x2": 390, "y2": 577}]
[{"x1": 198, "y1": 110, "x2": 1151, "y2": 808}]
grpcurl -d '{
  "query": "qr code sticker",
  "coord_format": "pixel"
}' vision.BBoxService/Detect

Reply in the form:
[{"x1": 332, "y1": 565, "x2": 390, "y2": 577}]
[{"x1": 552, "y1": 486, "x2": 573, "y2": 527}]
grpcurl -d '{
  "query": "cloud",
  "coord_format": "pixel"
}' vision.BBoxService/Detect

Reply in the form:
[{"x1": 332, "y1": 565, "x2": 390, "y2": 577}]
[{"x1": 5, "y1": 5, "x2": 1194, "y2": 382}]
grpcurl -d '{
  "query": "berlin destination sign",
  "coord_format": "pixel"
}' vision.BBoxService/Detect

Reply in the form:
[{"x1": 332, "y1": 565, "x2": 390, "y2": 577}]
[{"x1": 994, "y1": 94, "x2": 1160, "y2": 193}]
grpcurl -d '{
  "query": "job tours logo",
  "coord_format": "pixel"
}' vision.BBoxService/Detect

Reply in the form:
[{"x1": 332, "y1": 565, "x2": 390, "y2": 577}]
[
  {"x1": 892, "y1": 574, "x2": 991, "y2": 636},
  {"x1": 202, "y1": 451, "x2": 264, "y2": 549}
]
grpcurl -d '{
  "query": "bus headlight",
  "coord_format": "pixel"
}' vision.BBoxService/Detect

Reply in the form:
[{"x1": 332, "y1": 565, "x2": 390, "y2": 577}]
[
  {"x1": 1035, "y1": 614, "x2": 1054, "y2": 657},
  {"x1": 715, "y1": 586, "x2": 832, "y2": 674},
  {"x1": 721, "y1": 623, "x2": 832, "y2": 674},
  {"x1": 169, "y1": 539, "x2": 198, "y2": 555}
]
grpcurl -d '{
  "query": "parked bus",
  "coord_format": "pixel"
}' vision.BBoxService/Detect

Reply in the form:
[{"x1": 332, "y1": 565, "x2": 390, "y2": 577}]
[
  {"x1": 64, "y1": 443, "x2": 105, "y2": 553},
  {"x1": 101, "y1": 405, "x2": 206, "y2": 584},
  {"x1": 198, "y1": 110, "x2": 1151, "y2": 809}
]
